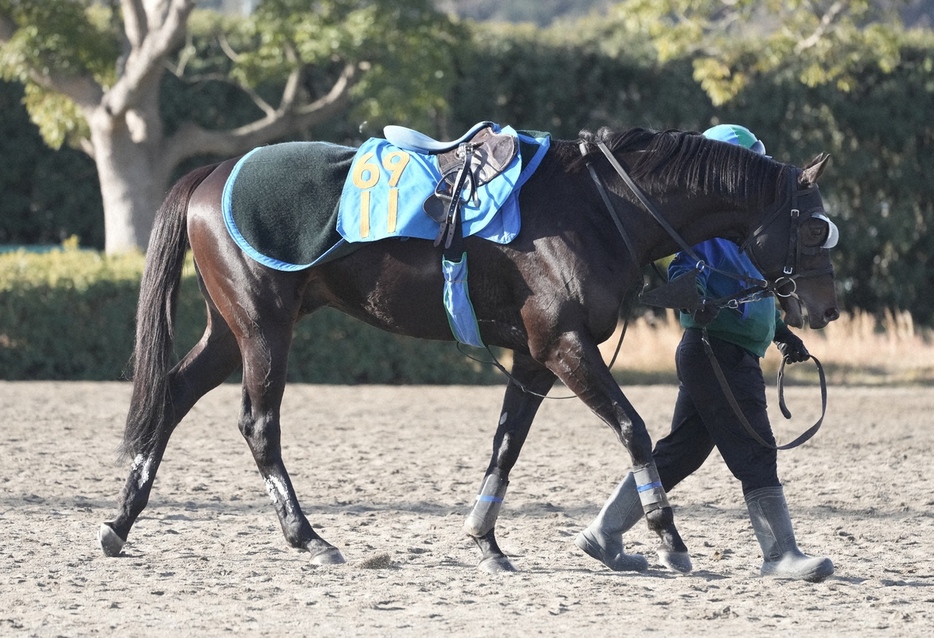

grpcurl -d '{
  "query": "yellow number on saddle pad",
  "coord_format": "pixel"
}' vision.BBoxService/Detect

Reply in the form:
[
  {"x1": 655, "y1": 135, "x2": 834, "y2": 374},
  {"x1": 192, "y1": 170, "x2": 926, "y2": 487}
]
[{"x1": 351, "y1": 150, "x2": 411, "y2": 237}]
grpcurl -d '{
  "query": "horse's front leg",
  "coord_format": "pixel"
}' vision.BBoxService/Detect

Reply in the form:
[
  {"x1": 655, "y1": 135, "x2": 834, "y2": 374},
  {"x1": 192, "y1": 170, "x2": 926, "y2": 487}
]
[
  {"x1": 238, "y1": 333, "x2": 344, "y2": 565},
  {"x1": 547, "y1": 332, "x2": 692, "y2": 573},
  {"x1": 464, "y1": 353, "x2": 557, "y2": 573}
]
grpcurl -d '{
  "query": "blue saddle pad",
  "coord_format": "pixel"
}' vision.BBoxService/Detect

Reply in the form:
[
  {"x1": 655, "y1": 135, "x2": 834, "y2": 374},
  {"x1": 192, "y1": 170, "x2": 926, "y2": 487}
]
[{"x1": 337, "y1": 125, "x2": 548, "y2": 245}]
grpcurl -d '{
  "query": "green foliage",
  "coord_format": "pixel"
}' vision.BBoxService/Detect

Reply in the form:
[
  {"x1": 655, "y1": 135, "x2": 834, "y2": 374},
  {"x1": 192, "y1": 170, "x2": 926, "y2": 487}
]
[
  {"x1": 347, "y1": 1, "x2": 462, "y2": 133},
  {"x1": 448, "y1": 19, "x2": 711, "y2": 139},
  {"x1": 21, "y1": 82, "x2": 89, "y2": 148},
  {"x1": 0, "y1": 0, "x2": 118, "y2": 84},
  {"x1": 166, "y1": 2, "x2": 461, "y2": 141},
  {"x1": 0, "y1": 80, "x2": 103, "y2": 246},
  {"x1": 600, "y1": 0, "x2": 906, "y2": 104},
  {"x1": 0, "y1": 0, "x2": 117, "y2": 147},
  {"x1": 0, "y1": 246, "x2": 150, "y2": 379},
  {"x1": 0, "y1": 248, "x2": 502, "y2": 383},
  {"x1": 160, "y1": 13, "x2": 268, "y2": 138},
  {"x1": 230, "y1": 0, "x2": 461, "y2": 134}
]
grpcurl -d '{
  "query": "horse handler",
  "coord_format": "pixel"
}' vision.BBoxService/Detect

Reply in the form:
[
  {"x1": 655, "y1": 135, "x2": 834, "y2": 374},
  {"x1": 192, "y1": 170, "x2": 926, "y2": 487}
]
[{"x1": 576, "y1": 124, "x2": 835, "y2": 582}]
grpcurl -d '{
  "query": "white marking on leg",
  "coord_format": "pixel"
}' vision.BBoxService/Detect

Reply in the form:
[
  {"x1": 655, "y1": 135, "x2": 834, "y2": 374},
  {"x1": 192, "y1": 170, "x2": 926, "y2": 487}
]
[
  {"x1": 499, "y1": 411, "x2": 508, "y2": 425},
  {"x1": 132, "y1": 454, "x2": 152, "y2": 489},
  {"x1": 264, "y1": 476, "x2": 294, "y2": 514}
]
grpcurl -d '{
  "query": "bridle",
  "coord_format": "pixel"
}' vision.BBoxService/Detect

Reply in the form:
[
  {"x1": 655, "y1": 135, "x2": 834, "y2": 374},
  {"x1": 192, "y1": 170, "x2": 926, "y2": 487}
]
[{"x1": 740, "y1": 178, "x2": 836, "y2": 303}]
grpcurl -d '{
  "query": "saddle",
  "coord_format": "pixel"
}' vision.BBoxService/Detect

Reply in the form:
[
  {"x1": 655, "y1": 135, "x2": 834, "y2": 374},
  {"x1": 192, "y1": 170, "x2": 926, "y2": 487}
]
[{"x1": 384, "y1": 122, "x2": 518, "y2": 252}]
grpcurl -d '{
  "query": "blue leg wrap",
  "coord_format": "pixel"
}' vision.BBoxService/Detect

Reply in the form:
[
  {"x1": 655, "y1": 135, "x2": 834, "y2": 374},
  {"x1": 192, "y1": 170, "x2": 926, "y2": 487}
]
[
  {"x1": 633, "y1": 464, "x2": 670, "y2": 512},
  {"x1": 463, "y1": 474, "x2": 508, "y2": 537}
]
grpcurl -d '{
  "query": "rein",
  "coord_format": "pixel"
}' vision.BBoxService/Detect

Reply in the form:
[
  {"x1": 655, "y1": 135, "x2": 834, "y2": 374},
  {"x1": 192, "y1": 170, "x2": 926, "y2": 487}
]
[{"x1": 592, "y1": 141, "x2": 770, "y2": 295}]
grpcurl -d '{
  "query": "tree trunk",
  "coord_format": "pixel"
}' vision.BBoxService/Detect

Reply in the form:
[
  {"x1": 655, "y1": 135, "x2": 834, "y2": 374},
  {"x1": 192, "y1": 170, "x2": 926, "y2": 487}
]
[{"x1": 90, "y1": 107, "x2": 173, "y2": 254}]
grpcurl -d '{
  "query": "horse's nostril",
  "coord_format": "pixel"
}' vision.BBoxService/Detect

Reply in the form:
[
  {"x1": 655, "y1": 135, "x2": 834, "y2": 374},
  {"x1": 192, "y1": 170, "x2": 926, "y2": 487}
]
[{"x1": 825, "y1": 308, "x2": 840, "y2": 322}]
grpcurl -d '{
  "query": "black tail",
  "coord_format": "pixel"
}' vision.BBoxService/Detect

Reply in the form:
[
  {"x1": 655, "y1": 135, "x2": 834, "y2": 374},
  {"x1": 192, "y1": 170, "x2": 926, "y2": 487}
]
[{"x1": 120, "y1": 163, "x2": 220, "y2": 461}]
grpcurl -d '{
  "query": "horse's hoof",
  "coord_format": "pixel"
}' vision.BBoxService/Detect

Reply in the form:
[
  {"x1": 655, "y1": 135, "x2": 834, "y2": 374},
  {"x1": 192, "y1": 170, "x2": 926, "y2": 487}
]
[
  {"x1": 98, "y1": 523, "x2": 125, "y2": 557},
  {"x1": 658, "y1": 549, "x2": 692, "y2": 574},
  {"x1": 308, "y1": 546, "x2": 346, "y2": 565},
  {"x1": 477, "y1": 555, "x2": 517, "y2": 574}
]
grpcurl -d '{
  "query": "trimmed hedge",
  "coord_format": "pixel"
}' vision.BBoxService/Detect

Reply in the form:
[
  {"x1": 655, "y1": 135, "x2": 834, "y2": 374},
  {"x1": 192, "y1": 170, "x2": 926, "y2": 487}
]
[{"x1": 0, "y1": 247, "x2": 502, "y2": 383}]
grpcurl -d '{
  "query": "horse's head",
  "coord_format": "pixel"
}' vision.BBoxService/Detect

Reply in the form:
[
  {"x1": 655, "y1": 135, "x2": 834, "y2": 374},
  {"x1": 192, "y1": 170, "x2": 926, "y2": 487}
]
[{"x1": 742, "y1": 154, "x2": 840, "y2": 329}]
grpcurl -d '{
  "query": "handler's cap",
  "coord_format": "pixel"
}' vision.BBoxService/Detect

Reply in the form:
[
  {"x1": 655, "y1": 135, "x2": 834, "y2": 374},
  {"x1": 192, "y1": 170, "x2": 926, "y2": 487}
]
[{"x1": 703, "y1": 124, "x2": 768, "y2": 157}]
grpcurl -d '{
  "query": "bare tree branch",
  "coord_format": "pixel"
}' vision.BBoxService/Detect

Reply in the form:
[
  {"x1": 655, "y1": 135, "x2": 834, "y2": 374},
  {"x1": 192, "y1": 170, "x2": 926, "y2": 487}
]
[
  {"x1": 278, "y1": 42, "x2": 302, "y2": 112},
  {"x1": 173, "y1": 31, "x2": 195, "y2": 76},
  {"x1": 35, "y1": 72, "x2": 104, "y2": 113},
  {"x1": 79, "y1": 137, "x2": 96, "y2": 160},
  {"x1": 103, "y1": 0, "x2": 194, "y2": 117},
  {"x1": 293, "y1": 63, "x2": 359, "y2": 118},
  {"x1": 795, "y1": 0, "x2": 846, "y2": 53},
  {"x1": 166, "y1": 66, "x2": 277, "y2": 117},
  {"x1": 121, "y1": 0, "x2": 148, "y2": 48},
  {"x1": 218, "y1": 31, "x2": 241, "y2": 63},
  {"x1": 162, "y1": 63, "x2": 359, "y2": 167}
]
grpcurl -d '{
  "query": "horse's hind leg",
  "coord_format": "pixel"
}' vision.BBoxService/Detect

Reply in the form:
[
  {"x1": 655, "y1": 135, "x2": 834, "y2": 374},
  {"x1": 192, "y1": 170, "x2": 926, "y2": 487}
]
[
  {"x1": 236, "y1": 329, "x2": 344, "y2": 564},
  {"x1": 464, "y1": 353, "x2": 557, "y2": 573},
  {"x1": 100, "y1": 304, "x2": 242, "y2": 556}
]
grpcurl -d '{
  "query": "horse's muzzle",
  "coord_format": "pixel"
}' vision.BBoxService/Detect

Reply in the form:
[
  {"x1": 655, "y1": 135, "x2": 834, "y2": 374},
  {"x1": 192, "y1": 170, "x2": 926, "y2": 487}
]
[{"x1": 805, "y1": 305, "x2": 840, "y2": 330}]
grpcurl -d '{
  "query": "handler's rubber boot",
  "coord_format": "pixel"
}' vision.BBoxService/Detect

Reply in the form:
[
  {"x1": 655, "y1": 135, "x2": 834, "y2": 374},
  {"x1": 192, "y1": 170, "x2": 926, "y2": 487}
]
[
  {"x1": 745, "y1": 486, "x2": 834, "y2": 582},
  {"x1": 575, "y1": 473, "x2": 648, "y2": 572}
]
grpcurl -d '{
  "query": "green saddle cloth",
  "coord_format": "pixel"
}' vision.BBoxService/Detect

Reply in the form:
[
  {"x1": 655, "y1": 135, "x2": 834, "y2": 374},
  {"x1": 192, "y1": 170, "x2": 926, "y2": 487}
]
[{"x1": 222, "y1": 141, "x2": 358, "y2": 271}]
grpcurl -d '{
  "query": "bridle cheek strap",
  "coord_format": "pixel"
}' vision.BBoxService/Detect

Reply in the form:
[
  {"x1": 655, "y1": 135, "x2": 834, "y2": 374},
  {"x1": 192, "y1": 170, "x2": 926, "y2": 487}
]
[{"x1": 743, "y1": 174, "x2": 831, "y2": 295}]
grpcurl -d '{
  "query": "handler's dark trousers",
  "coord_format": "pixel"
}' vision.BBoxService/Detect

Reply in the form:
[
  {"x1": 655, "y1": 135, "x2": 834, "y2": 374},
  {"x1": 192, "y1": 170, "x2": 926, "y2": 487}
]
[{"x1": 653, "y1": 328, "x2": 780, "y2": 495}]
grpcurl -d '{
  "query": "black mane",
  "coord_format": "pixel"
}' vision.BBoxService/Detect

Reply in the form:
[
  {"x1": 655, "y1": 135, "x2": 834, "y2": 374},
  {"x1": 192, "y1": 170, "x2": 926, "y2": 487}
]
[{"x1": 576, "y1": 127, "x2": 786, "y2": 208}]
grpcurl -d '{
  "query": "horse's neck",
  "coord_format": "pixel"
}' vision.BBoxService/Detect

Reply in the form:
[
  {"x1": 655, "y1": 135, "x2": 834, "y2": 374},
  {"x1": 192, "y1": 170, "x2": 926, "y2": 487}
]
[
  {"x1": 546, "y1": 139, "x2": 786, "y2": 262},
  {"x1": 668, "y1": 165, "x2": 788, "y2": 251}
]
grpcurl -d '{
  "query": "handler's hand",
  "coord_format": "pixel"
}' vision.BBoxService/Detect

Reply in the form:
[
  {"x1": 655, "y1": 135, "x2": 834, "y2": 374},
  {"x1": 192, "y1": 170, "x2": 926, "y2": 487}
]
[{"x1": 774, "y1": 325, "x2": 809, "y2": 363}]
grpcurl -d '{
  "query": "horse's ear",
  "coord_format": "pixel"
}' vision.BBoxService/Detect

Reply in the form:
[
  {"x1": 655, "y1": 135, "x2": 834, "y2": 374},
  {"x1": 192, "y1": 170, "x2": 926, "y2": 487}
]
[{"x1": 799, "y1": 153, "x2": 830, "y2": 187}]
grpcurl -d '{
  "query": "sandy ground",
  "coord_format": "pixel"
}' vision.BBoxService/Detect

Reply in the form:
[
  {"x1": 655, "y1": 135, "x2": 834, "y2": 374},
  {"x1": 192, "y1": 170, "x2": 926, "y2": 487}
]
[{"x1": 1, "y1": 381, "x2": 933, "y2": 637}]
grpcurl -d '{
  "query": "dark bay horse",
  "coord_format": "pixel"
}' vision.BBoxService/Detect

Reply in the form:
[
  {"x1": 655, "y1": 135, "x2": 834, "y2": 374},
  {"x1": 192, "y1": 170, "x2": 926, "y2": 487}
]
[{"x1": 99, "y1": 127, "x2": 839, "y2": 573}]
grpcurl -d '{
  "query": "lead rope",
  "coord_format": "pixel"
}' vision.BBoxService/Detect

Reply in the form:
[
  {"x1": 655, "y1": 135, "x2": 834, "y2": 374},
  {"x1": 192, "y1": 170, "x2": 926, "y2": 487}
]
[{"x1": 701, "y1": 327, "x2": 827, "y2": 450}]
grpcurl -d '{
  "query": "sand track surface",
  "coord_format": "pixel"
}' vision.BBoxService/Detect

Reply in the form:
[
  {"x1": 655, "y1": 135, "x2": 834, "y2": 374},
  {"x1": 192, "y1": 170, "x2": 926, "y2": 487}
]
[{"x1": 2, "y1": 381, "x2": 932, "y2": 636}]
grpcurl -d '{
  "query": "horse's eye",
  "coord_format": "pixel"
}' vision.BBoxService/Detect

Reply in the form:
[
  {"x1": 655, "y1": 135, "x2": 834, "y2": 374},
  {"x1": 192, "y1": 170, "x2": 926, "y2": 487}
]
[{"x1": 802, "y1": 218, "x2": 829, "y2": 247}]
